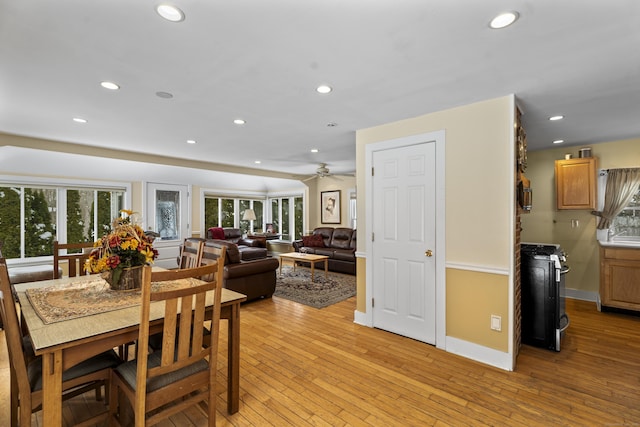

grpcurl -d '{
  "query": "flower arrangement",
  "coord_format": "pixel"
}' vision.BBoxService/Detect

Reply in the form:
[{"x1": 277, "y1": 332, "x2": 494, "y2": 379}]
[{"x1": 85, "y1": 210, "x2": 158, "y2": 286}]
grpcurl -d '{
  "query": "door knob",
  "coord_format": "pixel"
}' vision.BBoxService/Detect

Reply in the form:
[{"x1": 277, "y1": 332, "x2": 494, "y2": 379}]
[{"x1": 425, "y1": 249, "x2": 433, "y2": 257}]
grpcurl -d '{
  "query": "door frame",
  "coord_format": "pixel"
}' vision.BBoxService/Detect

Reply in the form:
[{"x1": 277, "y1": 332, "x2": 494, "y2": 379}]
[{"x1": 364, "y1": 130, "x2": 446, "y2": 349}]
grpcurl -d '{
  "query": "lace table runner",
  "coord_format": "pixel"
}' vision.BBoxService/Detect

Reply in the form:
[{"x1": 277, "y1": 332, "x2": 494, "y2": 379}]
[{"x1": 26, "y1": 276, "x2": 204, "y2": 324}]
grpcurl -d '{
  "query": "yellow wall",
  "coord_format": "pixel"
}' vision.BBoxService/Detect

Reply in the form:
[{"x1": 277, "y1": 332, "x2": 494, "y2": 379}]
[
  {"x1": 447, "y1": 269, "x2": 509, "y2": 352},
  {"x1": 356, "y1": 95, "x2": 515, "y2": 353},
  {"x1": 308, "y1": 175, "x2": 356, "y2": 230},
  {"x1": 522, "y1": 137, "x2": 640, "y2": 294}
]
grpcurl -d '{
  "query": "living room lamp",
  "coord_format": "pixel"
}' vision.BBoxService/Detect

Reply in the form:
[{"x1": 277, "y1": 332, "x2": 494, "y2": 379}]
[{"x1": 242, "y1": 209, "x2": 256, "y2": 221}]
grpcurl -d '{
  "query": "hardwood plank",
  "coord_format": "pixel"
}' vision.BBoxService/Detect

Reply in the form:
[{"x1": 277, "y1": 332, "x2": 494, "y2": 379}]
[{"x1": 2, "y1": 297, "x2": 640, "y2": 426}]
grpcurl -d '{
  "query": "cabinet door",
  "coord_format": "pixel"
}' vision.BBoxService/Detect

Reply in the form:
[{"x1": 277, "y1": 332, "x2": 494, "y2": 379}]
[
  {"x1": 601, "y1": 259, "x2": 640, "y2": 310},
  {"x1": 555, "y1": 158, "x2": 597, "y2": 209},
  {"x1": 146, "y1": 183, "x2": 190, "y2": 269}
]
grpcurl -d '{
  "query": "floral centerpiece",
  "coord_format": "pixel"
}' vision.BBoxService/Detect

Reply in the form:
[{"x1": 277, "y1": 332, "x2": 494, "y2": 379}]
[{"x1": 85, "y1": 210, "x2": 158, "y2": 290}]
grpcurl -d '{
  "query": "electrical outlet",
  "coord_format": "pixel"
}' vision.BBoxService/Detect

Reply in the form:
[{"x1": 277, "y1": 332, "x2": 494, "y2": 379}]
[
  {"x1": 490, "y1": 315, "x2": 502, "y2": 331},
  {"x1": 571, "y1": 219, "x2": 579, "y2": 228}
]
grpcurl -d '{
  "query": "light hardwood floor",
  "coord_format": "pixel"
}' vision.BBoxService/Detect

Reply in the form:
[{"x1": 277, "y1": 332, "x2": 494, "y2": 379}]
[{"x1": 2, "y1": 296, "x2": 640, "y2": 426}]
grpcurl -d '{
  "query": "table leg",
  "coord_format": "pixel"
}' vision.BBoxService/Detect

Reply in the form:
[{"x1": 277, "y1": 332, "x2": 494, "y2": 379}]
[
  {"x1": 227, "y1": 302, "x2": 240, "y2": 414},
  {"x1": 310, "y1": 261, "x2": 315, "y2": 282},
  {"x1": 42, "y1": 350, "x2": 63, "y2": 427},
  {"x1": 324, "y1": 259, "x2": 328, "y2": 279},
  {"x1": 279, "y1": 257, "x2": 283, "y2": 276}
]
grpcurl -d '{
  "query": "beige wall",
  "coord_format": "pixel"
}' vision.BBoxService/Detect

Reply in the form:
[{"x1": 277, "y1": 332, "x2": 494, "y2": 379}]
[
  {"x1": 522, "y1": 137, "x2": 640, "y2": 295},
  {"x1": 356, "y1": 95, "x2": 515, "y2": 355},
  {"x1": 307, "y1": 175, "x2": 356, "y2": 230}
]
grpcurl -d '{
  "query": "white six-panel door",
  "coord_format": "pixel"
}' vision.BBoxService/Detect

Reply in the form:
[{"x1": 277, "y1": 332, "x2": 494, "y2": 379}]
[{"x1": 372, "y1": 141, "x2": 436, "y2": 344}]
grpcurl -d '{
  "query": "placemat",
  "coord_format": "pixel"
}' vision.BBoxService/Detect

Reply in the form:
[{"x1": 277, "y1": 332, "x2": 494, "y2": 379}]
[{"x1": 26, "y1": 276, "x2": 204, "y2": 324}]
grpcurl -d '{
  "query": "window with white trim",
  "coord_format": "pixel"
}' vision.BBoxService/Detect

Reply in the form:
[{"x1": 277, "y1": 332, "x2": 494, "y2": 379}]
[
  {"x1": 0, "y1": 182, "x2": 126, "y2": 261},
  {"x1": 611, "y1": 188, "x2": 640, "y2": 238}
]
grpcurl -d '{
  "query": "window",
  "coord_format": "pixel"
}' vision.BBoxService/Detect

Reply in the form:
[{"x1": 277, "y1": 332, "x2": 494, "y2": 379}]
[
  {"x1": 611, "y1": 188, "x2": 640, "y2": 238},
  {"x1": 0, "y1": 181, "x2": 126, "y2": 261},
  {"x1": 269, "y1": 195, "x2": 304, "y2": 241},
  {"x1": 204, "y1": 196, "x2": 265, "y2": 234},
  {"x1": 349, "y1": 190, "x2": 357, "y2": 229}
]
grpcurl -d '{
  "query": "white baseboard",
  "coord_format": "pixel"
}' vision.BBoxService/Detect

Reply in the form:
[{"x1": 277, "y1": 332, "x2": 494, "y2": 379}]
[
  {"x1": 446, "y1": 336, "x2": 513, "y2": 371},
  {"x1": 566, "y1": 288, "x2": 598, "y2": 302},
  {"x1": 353, "y1": 310, "x2": 370, "y2": 326}
]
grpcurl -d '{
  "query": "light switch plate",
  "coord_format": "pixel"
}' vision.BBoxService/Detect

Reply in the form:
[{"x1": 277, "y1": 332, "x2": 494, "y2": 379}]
[{"x1": 490, "y1": 315, "x2": 502, "y2": 331}]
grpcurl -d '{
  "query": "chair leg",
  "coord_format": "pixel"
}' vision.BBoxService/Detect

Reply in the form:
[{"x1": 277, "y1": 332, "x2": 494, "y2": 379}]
[
  {"x1": 109, "y1": 371, "x2": 119, "y2": 425},
  {"x1": 10, "y1": 365, "x2": 18, "y2": 427}
]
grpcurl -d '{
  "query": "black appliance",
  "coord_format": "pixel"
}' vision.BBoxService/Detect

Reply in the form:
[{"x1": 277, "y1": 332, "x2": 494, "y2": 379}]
[{"x1": 521, "y1": 243, "x2": 570, "y2": 351}]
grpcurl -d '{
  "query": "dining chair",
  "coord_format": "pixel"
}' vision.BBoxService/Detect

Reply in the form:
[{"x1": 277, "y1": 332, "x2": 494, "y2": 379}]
[
  {"x1": 199, "y1": 242, "x2": 228, "y2": 346},
  {"x1": 53, "y1": 240, "x2": 95, "y2": 278},
  {"x1": 178, "y1": 238, "x2": 204, "y2": 269},
  {"x1": 109, "y1": 260, "x2": 225, "y2": 427},
  {"x1": 0, "y1": 258, "x2": 122, "y2": 427}
]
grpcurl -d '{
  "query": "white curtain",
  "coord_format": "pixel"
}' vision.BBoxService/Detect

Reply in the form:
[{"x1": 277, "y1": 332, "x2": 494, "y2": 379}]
[{"x1": 593, "y1": 168, "x2": 640, "y2": 229}]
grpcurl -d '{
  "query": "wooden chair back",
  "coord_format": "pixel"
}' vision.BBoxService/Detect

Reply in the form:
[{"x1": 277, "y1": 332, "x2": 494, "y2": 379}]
[
  {"x1": 53, "y1": 240, "x2": 95, "y2": 278},
  {"x1": 110, "y1": 260, "x2": 225, "y2": 426},
  {"x1": 199, "y1": 243, "x2": 227, "y2": 282},
  {"x1": 0, "y1": 258, "x2": 29, "y2": 426},
  {"x1": 0, "y1": 259, "x2": 117, "y2": 426},
  {"x1": 178, "y1": 238, "x2": 204, "y2": 269}
]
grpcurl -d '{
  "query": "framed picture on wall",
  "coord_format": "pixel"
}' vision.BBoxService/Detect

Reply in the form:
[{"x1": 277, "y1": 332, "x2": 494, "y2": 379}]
[{"x1": 321, "y1": 190, "x2": 341, "y2": 224}]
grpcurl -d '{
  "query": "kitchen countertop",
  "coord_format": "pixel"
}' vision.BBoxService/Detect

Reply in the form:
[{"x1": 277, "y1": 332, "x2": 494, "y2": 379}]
[{"x1": 598, "y1": 240, "x2": 640, "y2": 248}]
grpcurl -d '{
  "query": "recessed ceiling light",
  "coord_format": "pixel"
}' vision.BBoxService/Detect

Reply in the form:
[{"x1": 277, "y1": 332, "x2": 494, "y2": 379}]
[
  {"x1": 156, "y1": 4, "x2": 185, "y2": 22},
  {"x1": 311, "y1": 149, "x2": 319, "y2": 153},
  {"x1": 186, "y1": 139, "x2": 196, "y2": 144},
  {"x1": 100, "y1": 81, "x2": 120, "y2": 90},
  {"x1": 234, "y1": 119, "x2": 246, "y2": 125},
  {"x1": 327, "y1": 122, "x2": 338, "y2": 127},
  {"x1": 72, "y1": 117, "x2": 87, "y2": 123},
  {"x1": 553, "y1": 140, "x2": 565, "y2": 144},
  {"x1": 549, "y1": 115, "x2": 564, "y2": 121},
  {"x1": 316, "y1": 85, "x2": 332, "y2": 94},
  {"x1": 489, "y1": 11, "x2": 519, "y2": 29},
  {"x1": 156, "y1": 91, "x2": 173, "y2": 99},
  {"x1": 254, "y1": 160, "x2": 261, "y2": 164}
]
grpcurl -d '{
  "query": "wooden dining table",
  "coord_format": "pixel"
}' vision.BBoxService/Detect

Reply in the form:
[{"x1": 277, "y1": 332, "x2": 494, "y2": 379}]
[{"x1": 13, "y1": 273, "x2": 247, "y2": 427}]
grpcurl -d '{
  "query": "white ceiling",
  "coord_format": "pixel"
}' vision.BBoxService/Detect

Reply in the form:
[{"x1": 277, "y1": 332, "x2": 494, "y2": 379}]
[{"x1": 1, "y1": 1, "x2": 639, "y2": 178}]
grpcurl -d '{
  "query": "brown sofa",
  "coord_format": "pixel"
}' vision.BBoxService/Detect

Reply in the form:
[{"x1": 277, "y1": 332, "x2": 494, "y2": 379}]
[
  {"x1": 181, "y1": 237, "x2": 278, "y2": 302},
  {"x1": 292, "y1": 227, "x2": 356, "y2": 275},
  {"x1": 207, "y1": 227, "x2": 267, "y2": 260}
]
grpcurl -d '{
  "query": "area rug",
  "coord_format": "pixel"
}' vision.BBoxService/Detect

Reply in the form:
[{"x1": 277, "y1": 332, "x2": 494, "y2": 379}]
[{"x1": 273, "y1": 265, "x2": 356, "y2": 309}]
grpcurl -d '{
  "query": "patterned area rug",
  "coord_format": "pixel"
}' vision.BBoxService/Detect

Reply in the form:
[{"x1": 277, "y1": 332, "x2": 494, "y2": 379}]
[{"x1": 274, "y1": 265, "x2": 356, "y2": 309}]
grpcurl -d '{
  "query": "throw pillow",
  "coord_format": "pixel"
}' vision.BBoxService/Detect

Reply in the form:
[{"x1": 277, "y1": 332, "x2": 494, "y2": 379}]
[
  {"x1": 209, "y1": 227, "x2": 225, "y2": 240},
  {"x1": 302, "y1": 234, "x2": 324, "y2": 248}
]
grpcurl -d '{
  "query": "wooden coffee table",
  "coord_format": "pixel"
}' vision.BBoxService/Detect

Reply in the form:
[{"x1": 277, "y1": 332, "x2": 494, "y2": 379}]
[{"x1": 279, "y1": 252, "x2": 329, "y2": 282}]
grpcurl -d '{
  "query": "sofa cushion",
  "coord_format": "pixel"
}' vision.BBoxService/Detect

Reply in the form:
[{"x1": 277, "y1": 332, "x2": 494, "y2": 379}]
[
  {"x1": 333, "y1": 249, "x2": 355, "y2": 262},
  {"x1": 206, "y1": 240, "x2": 241, "y2": 264},
  {"x1": 224, "y1": 228, "x2": 243, "y2": 243},
  {"x1": 208, "y1": 227, "x2": 225, "y2": 239},
  {"x1": 240, "y1": 247, "x2": 268, "y2": 261},
  {"x1": 302, "y1": 234, "x2": 324, "y2": 248},
  {"x1": 314, "y1": 248, "x2": 335, "y2": 257},
  {"x1": 313, "y1": 227, "x2": 335, "y2": 248},
  {"x1": 330, "y1": 228, "x2": 354, "y2": 249}
]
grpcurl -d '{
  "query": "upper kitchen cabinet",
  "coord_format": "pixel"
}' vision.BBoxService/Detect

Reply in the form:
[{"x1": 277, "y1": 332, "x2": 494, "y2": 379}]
[{"x1": 555, "y1": 157, "x2": 597, "y2": 210}]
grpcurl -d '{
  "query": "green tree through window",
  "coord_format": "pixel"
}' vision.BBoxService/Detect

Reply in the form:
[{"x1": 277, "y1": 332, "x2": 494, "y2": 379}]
[
  {"x1": 0, "y1": 186, "x2": 22, "y2": 258},
  {"x1": 24, "y1": 189, "x2": 56, "y2": 257}
]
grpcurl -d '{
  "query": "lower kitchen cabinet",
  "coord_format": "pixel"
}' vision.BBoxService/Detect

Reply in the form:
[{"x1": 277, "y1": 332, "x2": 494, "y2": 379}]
[{"x1": 600, "y1": 244, "x2": 640, "y2": 312}]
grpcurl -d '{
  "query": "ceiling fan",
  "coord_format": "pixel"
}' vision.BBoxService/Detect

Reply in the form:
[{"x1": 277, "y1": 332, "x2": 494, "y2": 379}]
[{"x1": 301, "y1": 163, "x2": 354, "y2": 182}]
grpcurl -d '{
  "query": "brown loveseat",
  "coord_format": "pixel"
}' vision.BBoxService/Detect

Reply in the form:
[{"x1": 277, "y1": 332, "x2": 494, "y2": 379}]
[
  {"x1": 181, "y1": 237, "x2": 278, "y2": 302},
  {"x1": 207, "y1": 227, "x2": 267, "y2": 260},
  {"x1": 292, "y1": 227, "x2": 356, "y2": 275}
]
